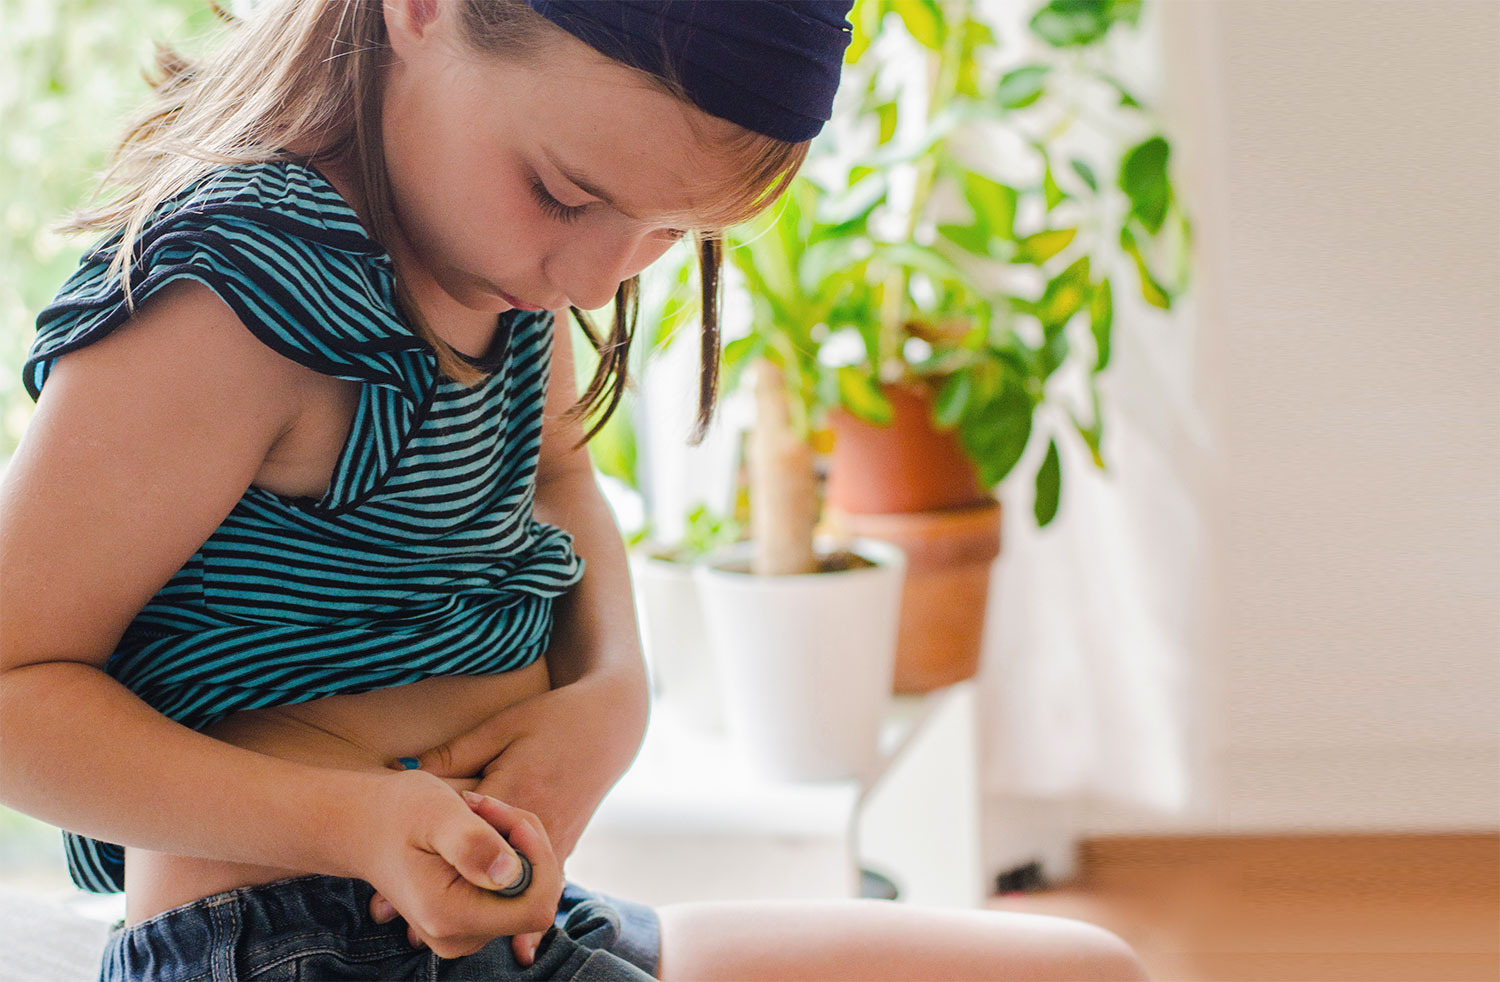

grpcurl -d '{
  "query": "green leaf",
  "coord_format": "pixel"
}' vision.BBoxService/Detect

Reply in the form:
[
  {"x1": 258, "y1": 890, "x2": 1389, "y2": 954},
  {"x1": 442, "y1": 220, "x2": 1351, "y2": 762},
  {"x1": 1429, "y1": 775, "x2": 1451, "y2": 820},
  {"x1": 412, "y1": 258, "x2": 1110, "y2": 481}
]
[
  {"x1": 1107, "y1": 0, "x2": 1144, "y2": 30},
  {"x1": 1043, "y1": 164, "x2": 1067, "y2": 211},
  {"x1": 933, "y1": 372, "x2": 971, "y2": 429},
  {"x1": 875, "y1": 101, "x2": 899, "y2": 146},
  {"x1": 1068, "y1": 408, "x2": 1104, "y2": 470},
  {"x1": 891, "y1": 0, "x2": 945, "y2": 49},
  {"x1": 836, "y1": 367, "x2": 895, "y2": 425},
  {"x1": 937, "y1": 222, "x2": 992, "y2": 255},
  {"x1": 996, "y1": 64, "x2": 1050, "y2": 110},
  {"x1": 847, "y1": 0, "x2": 883, "y2": 62},
  {"x1": 963, "y1": 17, "x2": 999, "y2": 52},
  {"x1": 722, "y1": 334, "x2": 760, "y2": 372},
  {"x1": 955, "y1": 57, "x2": 982, "y2": 98},
  {"x1": 1090, "y1": 276, "x2": 1113, "y2": 371},
  {"x1": 962, "y1": 173, "x2": 1018, "y2": 240},
  {"x1": 1119, "y1": 135, "x2": 1170, "y2": 234},
  {"x1": 1033, "y1": 438, "x2": 1061, "y2": 527},
  {"x1": 1038, "y1": 327, "x2": 1071, "y2": 379},
  {"x1": 1036, "y1": 256, "x2": 1091, "y2": 331},
  {"x1": 961, "y1": 372, "x2": 1033, "y2": 486},
  {"x1": 1012, "y1": 228, "x2": 1077, "y2": 265},
  {"x1": 1030, "y1": 0, "x2": 1113, "y2": 48},
  {"x1": 1119, "y1": 225, "x2": 1172, "y2": 310},
  {"x1": 1070, "y1": 157, "x2": 1098, "y2": 192}
]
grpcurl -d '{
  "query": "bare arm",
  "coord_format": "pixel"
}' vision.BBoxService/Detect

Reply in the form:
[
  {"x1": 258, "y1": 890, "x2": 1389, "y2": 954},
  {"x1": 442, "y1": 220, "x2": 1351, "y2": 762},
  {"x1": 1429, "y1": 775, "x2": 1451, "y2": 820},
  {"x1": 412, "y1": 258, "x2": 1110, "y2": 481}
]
[
  {"x1": 0, "y1": 279, "x2": 374, "y2": 876},
  {"x1": 0, "y1": 663, "x2": 374, "y2": 875},
  {"x1": 532, "y1": 310, "x2": 650, "y2": 729}
]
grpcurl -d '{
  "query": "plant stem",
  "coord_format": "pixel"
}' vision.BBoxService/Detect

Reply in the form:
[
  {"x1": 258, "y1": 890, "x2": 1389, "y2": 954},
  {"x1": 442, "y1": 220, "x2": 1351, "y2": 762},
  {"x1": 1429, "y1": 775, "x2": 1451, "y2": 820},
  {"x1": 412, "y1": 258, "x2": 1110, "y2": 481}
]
[{"x1": 749, "y1": 359, "x2": 818, "y2": 576}]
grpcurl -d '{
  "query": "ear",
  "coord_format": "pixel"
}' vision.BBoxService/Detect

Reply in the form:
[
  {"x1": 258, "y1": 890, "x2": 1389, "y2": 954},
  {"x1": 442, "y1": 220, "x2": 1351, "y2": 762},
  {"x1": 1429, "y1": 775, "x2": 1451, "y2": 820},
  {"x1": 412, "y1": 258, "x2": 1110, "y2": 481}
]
[{"x1": 383, "y1": 0, "x2": 442, "y2": 61}]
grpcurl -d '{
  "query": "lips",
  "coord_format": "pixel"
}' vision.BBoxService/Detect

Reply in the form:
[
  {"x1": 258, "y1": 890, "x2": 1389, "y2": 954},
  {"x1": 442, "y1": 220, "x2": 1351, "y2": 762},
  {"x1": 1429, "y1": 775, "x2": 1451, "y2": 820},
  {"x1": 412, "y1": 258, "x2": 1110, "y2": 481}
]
[{"x1": 498, "y1": 290, "x2": 546, "y2": 312}]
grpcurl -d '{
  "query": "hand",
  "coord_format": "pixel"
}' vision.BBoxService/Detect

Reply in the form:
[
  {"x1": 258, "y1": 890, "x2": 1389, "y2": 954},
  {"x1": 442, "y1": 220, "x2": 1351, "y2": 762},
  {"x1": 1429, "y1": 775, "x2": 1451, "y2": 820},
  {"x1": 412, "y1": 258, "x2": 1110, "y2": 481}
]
[
  {"x1": 397, "y1": 672, "x2": 645, "y2": 862},
  {"x1": 355, "y1": 769, "x2": 563, "y2": 960},
  {"x1": 371, "y1": 673, "x2": 646, "y2": 965}
]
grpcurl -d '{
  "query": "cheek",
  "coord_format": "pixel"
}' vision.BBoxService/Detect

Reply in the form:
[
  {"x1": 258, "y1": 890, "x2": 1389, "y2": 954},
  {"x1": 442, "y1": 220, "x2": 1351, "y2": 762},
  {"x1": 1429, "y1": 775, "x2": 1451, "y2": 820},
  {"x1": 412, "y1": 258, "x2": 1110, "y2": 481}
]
[
  {"x1": 388, "y1": 154, "x2": 548, "y2": 280},
  {"x1": 383, "y1": 79, "x2": 546, "y2": 277}
]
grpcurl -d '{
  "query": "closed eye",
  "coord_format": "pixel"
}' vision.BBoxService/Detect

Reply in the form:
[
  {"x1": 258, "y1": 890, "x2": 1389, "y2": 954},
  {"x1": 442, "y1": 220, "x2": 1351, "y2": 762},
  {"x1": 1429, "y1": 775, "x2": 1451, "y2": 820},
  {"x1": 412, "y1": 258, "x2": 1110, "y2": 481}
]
[
  {"x1": 529, "y1": 176, "x2": 587, "y2": 224},
  {"x1": 529, "y1": 176, "x2": 687, "y2": 241}
]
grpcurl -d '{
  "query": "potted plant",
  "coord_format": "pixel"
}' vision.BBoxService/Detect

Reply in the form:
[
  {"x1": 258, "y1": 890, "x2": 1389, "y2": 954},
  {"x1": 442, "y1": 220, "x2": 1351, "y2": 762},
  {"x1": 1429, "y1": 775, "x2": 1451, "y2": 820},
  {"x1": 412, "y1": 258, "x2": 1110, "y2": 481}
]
[
  {"x1": 692, "y1": 355, "x2": 906, "y2": 782},
  {"x1": 719, "y1": 0, "x2": 1194, "y2": 693},
  {"x1": 627, "y1": 505, "x2": 743, "y2": 736}
]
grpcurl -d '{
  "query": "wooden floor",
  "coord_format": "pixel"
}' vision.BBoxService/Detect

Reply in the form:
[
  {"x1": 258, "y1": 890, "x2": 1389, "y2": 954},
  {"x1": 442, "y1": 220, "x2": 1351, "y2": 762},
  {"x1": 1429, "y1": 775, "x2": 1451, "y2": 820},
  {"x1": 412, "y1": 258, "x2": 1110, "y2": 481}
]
[{"x1": 985, "y1": 835, "x2": 1499, "y2": 982}]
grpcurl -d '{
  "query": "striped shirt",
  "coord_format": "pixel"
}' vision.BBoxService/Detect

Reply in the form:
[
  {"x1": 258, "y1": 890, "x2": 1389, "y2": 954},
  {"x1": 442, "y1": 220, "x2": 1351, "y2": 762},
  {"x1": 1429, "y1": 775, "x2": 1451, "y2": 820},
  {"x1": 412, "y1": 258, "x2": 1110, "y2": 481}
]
[{"x1": 23, "y1": 159, "x2": 585, "y2": 894}]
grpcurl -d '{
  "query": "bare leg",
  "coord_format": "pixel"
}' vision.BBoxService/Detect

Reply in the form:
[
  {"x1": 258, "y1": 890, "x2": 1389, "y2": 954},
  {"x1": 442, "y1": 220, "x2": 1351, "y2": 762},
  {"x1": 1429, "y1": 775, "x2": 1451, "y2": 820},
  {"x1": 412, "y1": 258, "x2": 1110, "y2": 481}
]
[{"x1": 654, "y1": 899, "x2": 1147, "y2": 981}]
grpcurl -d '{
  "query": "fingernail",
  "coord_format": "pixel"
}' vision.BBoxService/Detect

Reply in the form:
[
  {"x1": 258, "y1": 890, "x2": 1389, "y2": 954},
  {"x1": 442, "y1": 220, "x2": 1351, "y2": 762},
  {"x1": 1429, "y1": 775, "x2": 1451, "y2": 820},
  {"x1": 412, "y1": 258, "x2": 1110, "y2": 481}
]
[
  {"x1": 463, "y1": 790, "x2": 484, "y2": 806},
  {"x1": 488, "y1": 853, "x2": 522, "y2": 888},
  {"x1": 395, "y1": 757, "x2": 421, "y2": 770}
]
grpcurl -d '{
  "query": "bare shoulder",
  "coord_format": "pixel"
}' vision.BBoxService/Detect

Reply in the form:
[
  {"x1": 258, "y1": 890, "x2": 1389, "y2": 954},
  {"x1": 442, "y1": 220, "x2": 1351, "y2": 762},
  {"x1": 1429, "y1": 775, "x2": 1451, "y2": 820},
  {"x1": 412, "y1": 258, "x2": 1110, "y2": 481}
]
[{"x1": 0, "y1": 278, "x2": 306, "y2": 672}]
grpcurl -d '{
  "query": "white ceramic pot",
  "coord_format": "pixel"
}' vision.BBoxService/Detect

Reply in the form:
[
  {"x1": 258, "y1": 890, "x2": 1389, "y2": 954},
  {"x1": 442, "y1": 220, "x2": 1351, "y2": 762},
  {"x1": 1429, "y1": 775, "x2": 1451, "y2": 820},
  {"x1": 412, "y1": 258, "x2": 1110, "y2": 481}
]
[
  {"x1": 628, "y1": 551, "x2": 725, "y2": 735},
  {"x1": 694, "y1": 537, "x2": 906, "y2": 781}
]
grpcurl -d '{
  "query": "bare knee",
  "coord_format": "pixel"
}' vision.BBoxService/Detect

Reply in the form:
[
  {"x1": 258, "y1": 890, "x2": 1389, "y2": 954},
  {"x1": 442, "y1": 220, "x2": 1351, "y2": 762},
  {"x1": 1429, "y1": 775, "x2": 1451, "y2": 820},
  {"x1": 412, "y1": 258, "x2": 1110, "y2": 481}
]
[{"x1": 1062, "y1": 920, "x2": 1149, "y2": 981}]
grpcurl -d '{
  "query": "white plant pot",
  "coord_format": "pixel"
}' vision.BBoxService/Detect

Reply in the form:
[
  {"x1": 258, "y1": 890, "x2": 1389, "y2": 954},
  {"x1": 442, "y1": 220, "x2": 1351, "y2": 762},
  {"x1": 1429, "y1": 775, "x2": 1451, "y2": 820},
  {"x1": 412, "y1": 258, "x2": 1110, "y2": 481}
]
[
  {"x1": 694, "y1": 537, "x2": 906, "y2": 781},
  {"x1": 628, "y1": 551, "x2": 725, "y2": 735}
]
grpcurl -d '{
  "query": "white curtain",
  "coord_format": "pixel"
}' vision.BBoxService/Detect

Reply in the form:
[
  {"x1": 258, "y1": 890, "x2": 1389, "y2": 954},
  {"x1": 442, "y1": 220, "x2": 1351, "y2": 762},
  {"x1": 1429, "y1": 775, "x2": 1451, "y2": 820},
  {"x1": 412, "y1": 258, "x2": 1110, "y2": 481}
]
[{"x1": 974, "y1": 0, "x2": 1225, "y2": 880}]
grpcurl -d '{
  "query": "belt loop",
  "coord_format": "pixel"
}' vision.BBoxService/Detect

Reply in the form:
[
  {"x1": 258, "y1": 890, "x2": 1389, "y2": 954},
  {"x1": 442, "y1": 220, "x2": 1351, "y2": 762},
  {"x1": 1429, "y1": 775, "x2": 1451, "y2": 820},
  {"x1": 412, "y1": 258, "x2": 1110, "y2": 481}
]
[{"x1": 207, "y1": 896, "x2": 242, "y2": 982}]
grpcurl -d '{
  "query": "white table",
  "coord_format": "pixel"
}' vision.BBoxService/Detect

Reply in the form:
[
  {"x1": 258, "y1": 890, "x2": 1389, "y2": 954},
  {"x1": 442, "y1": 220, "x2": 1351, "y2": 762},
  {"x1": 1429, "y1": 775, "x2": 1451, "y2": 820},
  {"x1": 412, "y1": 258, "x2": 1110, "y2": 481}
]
[{"x1": 565, "y1": 679, "x2": 984, "y2": 910}]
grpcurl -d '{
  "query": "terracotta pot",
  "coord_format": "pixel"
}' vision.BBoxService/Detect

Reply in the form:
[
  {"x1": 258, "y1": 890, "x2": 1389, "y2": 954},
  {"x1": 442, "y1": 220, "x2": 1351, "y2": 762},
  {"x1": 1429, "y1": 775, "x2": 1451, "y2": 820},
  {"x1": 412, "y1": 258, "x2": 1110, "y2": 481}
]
[
  {"x1": 826, "y1": 498, "x2": 1002, "y2": 693},
  {"x1": 826, "y1": 380, "x2": 989, "y2": 515}
]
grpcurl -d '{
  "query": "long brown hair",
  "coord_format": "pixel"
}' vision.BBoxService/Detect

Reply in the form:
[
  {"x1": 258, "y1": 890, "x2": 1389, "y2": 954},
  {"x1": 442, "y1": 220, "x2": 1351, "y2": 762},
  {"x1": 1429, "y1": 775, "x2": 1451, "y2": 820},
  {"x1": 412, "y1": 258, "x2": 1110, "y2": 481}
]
[{"x1": 58, "y1": 0, "x2": 808, "y2": 446}]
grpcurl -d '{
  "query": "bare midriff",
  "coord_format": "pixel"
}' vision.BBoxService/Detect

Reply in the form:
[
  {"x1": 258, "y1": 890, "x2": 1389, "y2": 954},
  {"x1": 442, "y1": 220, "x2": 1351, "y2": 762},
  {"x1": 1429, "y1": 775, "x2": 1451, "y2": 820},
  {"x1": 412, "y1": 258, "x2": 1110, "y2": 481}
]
[{"x1": 122, "y1": 657, "x2": 552, "y2": 926}]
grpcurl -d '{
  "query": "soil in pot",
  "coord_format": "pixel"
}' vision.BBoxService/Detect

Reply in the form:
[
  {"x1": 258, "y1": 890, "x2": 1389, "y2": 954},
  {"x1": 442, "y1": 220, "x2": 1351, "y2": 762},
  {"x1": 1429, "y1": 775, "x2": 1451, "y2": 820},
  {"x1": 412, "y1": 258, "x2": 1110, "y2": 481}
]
[{"x1": 712, "y1": 551, "x2": 876, "y2": 576}]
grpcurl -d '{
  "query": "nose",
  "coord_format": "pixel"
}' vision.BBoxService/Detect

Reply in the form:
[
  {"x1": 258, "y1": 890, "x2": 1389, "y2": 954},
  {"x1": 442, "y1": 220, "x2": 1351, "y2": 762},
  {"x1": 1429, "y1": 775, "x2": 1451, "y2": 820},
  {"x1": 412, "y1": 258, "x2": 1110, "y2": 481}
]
[{"x1": 553, "y1": 228, "x2": 677, "y2": 312}]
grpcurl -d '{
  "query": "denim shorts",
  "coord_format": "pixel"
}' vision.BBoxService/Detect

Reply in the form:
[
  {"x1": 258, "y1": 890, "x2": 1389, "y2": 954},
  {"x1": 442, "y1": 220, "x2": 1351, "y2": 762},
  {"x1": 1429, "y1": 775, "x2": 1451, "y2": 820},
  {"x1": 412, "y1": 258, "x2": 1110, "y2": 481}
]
[{"x1": 98, "y1": 873, "x2": 661, "y2": 981}]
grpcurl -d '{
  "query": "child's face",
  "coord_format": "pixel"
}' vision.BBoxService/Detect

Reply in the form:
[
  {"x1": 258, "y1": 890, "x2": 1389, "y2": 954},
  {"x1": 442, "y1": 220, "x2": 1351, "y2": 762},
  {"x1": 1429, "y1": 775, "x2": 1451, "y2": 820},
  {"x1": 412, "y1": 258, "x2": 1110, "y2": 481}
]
[{"x1": 380, "y1": 0, "x2": 750, "y2": 315}]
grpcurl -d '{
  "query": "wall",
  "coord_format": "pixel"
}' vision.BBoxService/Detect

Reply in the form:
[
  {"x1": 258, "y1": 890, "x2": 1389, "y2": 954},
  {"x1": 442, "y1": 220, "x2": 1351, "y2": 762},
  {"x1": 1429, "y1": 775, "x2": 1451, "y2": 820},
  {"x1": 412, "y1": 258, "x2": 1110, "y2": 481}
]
[{"x1": 1078, "y1": 0, "x2": 1499, "y2": 837}]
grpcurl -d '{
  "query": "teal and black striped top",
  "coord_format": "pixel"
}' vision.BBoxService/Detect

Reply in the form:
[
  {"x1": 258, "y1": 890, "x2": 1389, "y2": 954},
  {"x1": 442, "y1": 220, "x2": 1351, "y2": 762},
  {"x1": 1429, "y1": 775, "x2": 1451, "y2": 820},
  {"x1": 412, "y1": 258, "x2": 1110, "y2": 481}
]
[{"x1": 23, "y1": 159, "x2": 586, "y2": 894}]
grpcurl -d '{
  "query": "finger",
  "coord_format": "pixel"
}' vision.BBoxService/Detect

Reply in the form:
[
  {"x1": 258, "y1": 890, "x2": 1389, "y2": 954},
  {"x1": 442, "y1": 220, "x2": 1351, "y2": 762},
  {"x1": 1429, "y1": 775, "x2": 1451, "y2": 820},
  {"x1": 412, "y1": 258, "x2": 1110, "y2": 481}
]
[
  {"x1": 513, "y1": 929, "x2": 546, "y2": 968},
  {"x1": 396, "y1": 714, "x2": 517, "y2": 778},
  {"x1": 429, "y1": 798, "x2": 528, "y2": 893},
  {"x1": 462, "y1": 791, "x2": 555, "y2": 872},
  {"x1": 407, "y1": 923, "x2": 427, "y2": 950},
  {"x1": 370, "y1": 893, "x2": 398, "y2": 924}
]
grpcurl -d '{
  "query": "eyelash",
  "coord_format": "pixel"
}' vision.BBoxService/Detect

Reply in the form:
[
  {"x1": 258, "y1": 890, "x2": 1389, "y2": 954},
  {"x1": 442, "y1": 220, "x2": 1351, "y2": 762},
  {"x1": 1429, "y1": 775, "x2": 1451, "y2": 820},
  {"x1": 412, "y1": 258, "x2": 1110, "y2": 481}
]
[
  {"x1": 529, "y1": 177, "x2": 586, "y2": 225},
  {"x1": 529, "y1": 176, "x2": 687, "y2": 241}
]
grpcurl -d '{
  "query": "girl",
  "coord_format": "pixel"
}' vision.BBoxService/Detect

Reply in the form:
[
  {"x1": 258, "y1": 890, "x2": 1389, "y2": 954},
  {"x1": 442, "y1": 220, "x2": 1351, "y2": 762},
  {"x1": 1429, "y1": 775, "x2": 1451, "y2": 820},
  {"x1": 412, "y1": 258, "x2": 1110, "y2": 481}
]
[{"x1": 0, "y1": 0, "x2": 1147, "y2": 978}]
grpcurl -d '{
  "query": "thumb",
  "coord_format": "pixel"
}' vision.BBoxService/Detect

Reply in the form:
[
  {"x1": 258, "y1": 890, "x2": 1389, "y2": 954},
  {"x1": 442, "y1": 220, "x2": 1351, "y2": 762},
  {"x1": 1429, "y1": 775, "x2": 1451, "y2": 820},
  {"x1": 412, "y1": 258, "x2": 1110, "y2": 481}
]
[
  {"x1": 391, "y1": 715, "x2": 512, "y2": 778},
  {"x1": 431, "y1": 809, "x2": 527, "y2": 894}
]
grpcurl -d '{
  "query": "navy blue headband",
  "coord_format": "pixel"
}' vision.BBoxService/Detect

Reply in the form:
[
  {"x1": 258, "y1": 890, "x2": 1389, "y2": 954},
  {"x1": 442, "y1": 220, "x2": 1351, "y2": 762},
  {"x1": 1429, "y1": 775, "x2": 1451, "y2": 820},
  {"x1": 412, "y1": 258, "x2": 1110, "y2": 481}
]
[{"x1": 523, "y1": 0, "x2": 855, "y2": 143}]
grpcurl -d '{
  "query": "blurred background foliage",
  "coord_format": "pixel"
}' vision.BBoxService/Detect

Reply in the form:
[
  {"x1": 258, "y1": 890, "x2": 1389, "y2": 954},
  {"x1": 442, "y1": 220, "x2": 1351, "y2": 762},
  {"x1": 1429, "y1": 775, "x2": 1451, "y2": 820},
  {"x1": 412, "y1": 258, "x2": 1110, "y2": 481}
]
[{"x1": 0, "y1": 0, "x2": 221, "y2": 458}]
